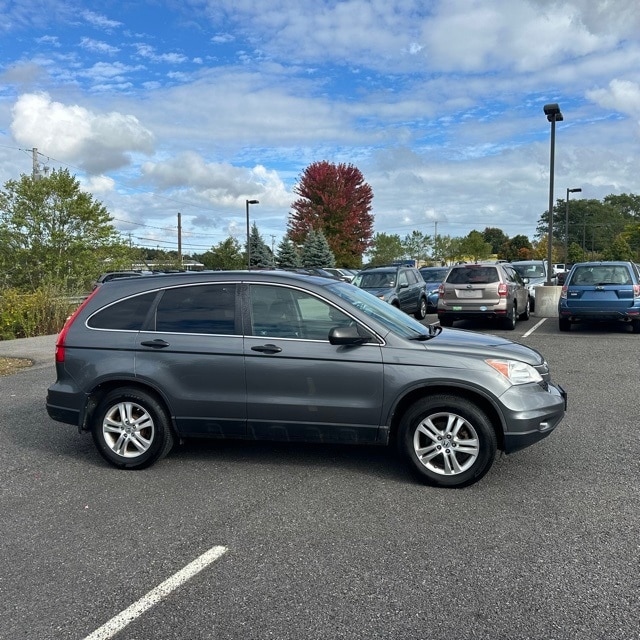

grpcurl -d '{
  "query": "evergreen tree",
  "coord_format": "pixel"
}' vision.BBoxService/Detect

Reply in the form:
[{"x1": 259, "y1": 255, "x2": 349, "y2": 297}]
[
  {"x1": 247, "y1": 222, "x2": 272, "y2": 268},
  {"x1": 275, "y1": 236, "x2": 300, "y2": 268},
  {"x1": 300, "y1": 229, "x2": 335, "y2": 268}
]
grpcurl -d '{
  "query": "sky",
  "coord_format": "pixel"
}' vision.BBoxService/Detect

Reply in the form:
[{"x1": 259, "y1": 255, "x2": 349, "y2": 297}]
[{"x1": 1, "y1": 0, "x2": 640, "y2": 258}]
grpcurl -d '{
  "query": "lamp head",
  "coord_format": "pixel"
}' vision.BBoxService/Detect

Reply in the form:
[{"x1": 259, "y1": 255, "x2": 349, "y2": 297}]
[{"x1": 543, "y1": 103, "x2": 563, "y2": 122}]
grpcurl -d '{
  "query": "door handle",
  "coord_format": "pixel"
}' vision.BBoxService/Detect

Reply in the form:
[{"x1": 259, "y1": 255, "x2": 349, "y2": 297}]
[
  {"x1": 251, "y1": 344, "x2": 282, "y2": 354},
  {"x1": 140, "y1": 339, "x2": 170, "y2": 348}
]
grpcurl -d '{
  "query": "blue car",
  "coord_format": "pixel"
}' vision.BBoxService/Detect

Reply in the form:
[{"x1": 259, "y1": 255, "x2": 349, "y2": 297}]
[
  {"x1": 558, "y1": 261, "x2": 640, "y2": 332},
  {"x1": 419, "y1": 266, "x2": 449, "y2": 312}
]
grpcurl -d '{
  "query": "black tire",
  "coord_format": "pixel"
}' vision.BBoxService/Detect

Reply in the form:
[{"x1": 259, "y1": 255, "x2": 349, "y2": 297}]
[
  {"x1": 519, "y1": 297, "x2": 530, "y2": 321},
  {"x1": 414, "y1": 297, "x2": 428, "y2": 320},
  {"x1": 91, "y1": 387, "x2": 174, "y2": 469},
  {"x1": 503, "y1": 303, "x2": 517, "y2": 330},
  {"x1": 439, "y1": 316, "x2": 454, "y2": 327},
  {"x1": 559, "y1": 318, "x2": 571, "y2": 332},
  {"x1": 397, "y1": 395, "x2": 497, "y2": 488},
  {"x1": 632, "y1": 320, "x2": 640, "y2": 334},
  {"x1": 529, "y1": 296, "x2": 535, "y2": 312}
]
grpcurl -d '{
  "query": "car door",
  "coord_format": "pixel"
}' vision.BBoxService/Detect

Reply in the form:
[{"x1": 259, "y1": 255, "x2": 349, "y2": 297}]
[
  {"x1": 243, "y1": 283, "x2": 385, "y2": 444},
  {"x1": 133, "y1": 282, "x2": 247, "y2": 438},
  {"x1": 396, "y1": 269, "x2": 414, "y2": 312}
]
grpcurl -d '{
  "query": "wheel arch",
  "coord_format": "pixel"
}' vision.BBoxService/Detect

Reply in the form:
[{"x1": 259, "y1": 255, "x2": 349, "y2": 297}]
[
  {"x1": 82, "y1": 379, "x2": 177, "y2": 436},
  {"x1": 388, "y1": 384, "x2": 505, "y2": 451}
]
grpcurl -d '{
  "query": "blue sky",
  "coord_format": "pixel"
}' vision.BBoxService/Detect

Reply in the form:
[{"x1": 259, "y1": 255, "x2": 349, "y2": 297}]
[{"x1": 1, "y1": 0, "x2": 640, "y2": 257}]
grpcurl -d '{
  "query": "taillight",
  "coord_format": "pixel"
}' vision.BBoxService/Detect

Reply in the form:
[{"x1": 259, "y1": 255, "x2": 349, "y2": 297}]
[
  {"x1": 55, "y1": 290, "x2": 99, "y2": 363},
  {"x1": 634, "y1": 285, "x2": 640, "y2": 299},
  {"x1": 560, "y1": 285, "x2": 568, "y2": 299},
  {"x1": 498, "y1": 283, "x2": 508, "y2": 297},
  {"x1": 438, "y1": 283, "x2": 445, "y2": 295}
]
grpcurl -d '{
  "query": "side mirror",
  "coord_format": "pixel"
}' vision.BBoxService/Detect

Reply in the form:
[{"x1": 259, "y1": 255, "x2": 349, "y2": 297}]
[{"x1": 328, "y1": 325, "x2": 371, "y2": 345}]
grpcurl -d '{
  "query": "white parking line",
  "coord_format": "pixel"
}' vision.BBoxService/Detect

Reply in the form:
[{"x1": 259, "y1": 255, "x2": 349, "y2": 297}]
[
  {"x1": 521, "y1": 317, "x2": 547, "y2": 337},
  {"x1": 83, "y1": 545, "x2": 228, "y2": 640}
]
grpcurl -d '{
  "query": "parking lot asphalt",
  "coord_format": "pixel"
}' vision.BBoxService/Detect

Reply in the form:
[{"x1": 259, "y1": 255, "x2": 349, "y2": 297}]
[
  {"x1": 0, "y1": 334, "x2": 57, "y2": 370},
  {"x1": 2, "y1": 319, "x2": 640, "y2": 640}
]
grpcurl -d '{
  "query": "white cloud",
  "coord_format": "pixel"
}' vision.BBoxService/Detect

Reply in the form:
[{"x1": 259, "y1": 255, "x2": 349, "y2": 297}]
[
  {"x1": 587, "y1": 79, "x2": 640, "y2": 118},
  {"x1": 10, "y1": 92, "x2": 154, "y2": 173}
]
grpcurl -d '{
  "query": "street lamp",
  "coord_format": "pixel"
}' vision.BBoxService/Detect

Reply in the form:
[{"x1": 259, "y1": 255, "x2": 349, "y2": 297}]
[
  {"x1": 543, "y1": 103, "x2": 563, "y2": 285},
  {"x1": 245, "y1": 199, "x2": 259, "y2": 269},
  {"x1": 564, "y1": 187, "x2": 582, "y2": 264}
]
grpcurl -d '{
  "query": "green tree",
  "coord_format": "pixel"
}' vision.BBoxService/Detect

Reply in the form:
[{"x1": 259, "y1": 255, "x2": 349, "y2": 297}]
[
  {"x1": 198, "y1": 237, "x2": 244, "y2": 270},
  {"x1": 366, "y1": 233, "x2": 404, "y2": 266},
  {"x1": 602, "y1": 235, "x2": 634, "y2": 261},
  {"x1": 287, "y1": 161, "x2": 374, "y2": 268},
  {"x1": 500, "y1": 235, "x2": 532, "y2": 261},
  {"x1": 275, "y1": 236, "x2": 300, "y2": 268},
  {"x1": 403, "y1": 230, "x2": 431, "y2": 265},
  {"x1": 0, "y1": 168, "x2": 130, "y2": 291},
  {"x1": 460, "y1": 231, "x2": 492, "y2": 261},
  {"x1": 247, "y1": 223, "x2": 272, "y2": 268},
  {"x1": 482, "y1": 227, "x2": 509, "y2": 255},
  {"x1": 300, "y1": 229, "x2": 335, "y2": 268}
]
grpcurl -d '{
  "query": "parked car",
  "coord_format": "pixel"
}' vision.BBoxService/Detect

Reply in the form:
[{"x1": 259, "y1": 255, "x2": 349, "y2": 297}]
[
  {"x1": 510, "y1": 260, "x2": 555, "y2": 311},
  {"x1": 418, "y1": 266, "x2": 449, "y2": 312},
  {"x1": 352, "y1": 264, "x2": 428, "y2": 319},
  {"x1": 46, "y1": 270, "x2": 566, "y2": 488},
  {"x1": 558, "y1": 261, "x2": 640, "y2": 332},
  {"x1": 323, "y1": 267, "x2": 355, "y2": 282},
  {"x1": 437, "y1": 262, "x2": 530, "y2": 329}
]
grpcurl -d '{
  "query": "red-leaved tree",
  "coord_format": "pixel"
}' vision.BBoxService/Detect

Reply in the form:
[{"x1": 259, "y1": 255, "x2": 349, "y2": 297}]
[{"x1": 287, "y1": 161, "x2": 374, "y2": 267}]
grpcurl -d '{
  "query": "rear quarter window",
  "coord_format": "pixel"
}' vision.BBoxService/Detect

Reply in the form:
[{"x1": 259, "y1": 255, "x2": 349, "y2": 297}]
[{"x1": 87, "y1": 292, "x2": 157, "y2": 330}]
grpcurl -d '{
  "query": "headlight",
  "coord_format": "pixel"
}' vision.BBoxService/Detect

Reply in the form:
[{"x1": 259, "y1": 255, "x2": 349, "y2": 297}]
[{"x1": 485, "y1": 359, "x2": 543, "y2": 385}]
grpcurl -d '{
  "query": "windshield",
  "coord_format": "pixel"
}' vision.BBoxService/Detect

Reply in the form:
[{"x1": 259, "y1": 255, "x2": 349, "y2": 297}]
[
  {"x1": 326, "y1": 282, "x2": 429, "y2": 339},
  {"x1": 512, "y1": 264, "x2": 545, "y2": 278},
  {"x1": 420, "y1": 268, "x2": 448, "y2": 282}
]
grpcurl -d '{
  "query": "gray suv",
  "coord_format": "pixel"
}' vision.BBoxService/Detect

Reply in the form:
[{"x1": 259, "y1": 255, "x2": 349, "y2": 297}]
[
  {"x1": 352, "y1": 265, "x2": 428, "y2": 319},
  {"x1": 437, "y1": 262, "x2": 530, "y2": 329},
  {"x1": 46, "y1": 270, "x2": 566, "y2": 488}
]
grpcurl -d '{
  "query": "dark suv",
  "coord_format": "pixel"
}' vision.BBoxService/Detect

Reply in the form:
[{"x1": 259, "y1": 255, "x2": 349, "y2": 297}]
[
  {"x1": 437, "y1": 262, "x2": 530, "y2": 329},
  {"x1": 351, "y1": 265, "x2": 428, "y2": 319},
  {"x1": 46, "y1": 270, "x2": 566, "y2": 488}
]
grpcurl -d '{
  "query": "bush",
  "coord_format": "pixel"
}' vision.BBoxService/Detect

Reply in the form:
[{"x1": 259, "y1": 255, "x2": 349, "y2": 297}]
[{"x1": 0, "y1": 287, "x2": 79, "y2": 340}]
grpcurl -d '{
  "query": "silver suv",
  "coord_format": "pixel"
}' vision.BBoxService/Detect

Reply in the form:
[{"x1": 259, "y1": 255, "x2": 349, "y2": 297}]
[
  {"x1": 46, "y1": 270, "x2": 565, "y2": 487},
  {"x1": 437, "y1": 262, "x2": 530, "y2": 329}
]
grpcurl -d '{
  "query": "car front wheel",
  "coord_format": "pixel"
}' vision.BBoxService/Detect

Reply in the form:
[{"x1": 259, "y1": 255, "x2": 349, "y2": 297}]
[
  {"x1": 398, "y1": 395, "x2": 497, "y2": 488},
  {"x1": 91, "y1": 387, "x2": 174, "y2": 469}
]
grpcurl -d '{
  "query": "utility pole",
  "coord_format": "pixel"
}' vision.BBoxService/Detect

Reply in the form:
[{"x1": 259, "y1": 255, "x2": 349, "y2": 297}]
[
  {"x1": 177, "y1": 212, "x2": 182, "y2": 264},
  {"x1": 32, "y1": 148, "x2": 39, "y2": 180}
]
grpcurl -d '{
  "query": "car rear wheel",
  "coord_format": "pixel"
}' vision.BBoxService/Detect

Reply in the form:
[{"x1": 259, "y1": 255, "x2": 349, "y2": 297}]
[
  {"x1": 503, "y1": 303, "x2": 517, "y2": 330},
  {"x1": 519, "y1": 298, "x2": 530, "y2": 320},
  {"x1": 398, "y1": 395, "x2": 497, "y2": 488},
  {"x1": 438, "y1": 316, "x2": 454, "y2": 327},
  {"x1": 559, "y1": 318, "x2": 571, "y2": 332},
  {"x1": 632, "y1": 319, "x2": 640, "y2": 334},
  {"x1": 414, "y1": 297, "x2": 428, "y2": 320},
  {"x1": 91, "y1": 387, "x2": 174, "y2": 469}
]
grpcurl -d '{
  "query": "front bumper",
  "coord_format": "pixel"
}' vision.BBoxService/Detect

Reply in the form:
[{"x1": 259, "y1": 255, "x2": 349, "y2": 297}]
[{"x1": 501, "y1": 382, "x2": 567, "y2": 454}]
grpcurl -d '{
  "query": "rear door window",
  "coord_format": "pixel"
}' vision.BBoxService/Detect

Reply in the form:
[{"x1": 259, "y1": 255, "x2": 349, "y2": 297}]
[{"x1": 153, "y1": 284, "x2": 237, "y2": 334}]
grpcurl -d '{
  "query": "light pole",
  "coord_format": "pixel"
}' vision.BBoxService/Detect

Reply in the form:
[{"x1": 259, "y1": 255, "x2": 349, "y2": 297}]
[
  {"x1": 543, "y1": 103, "x2": 563, "y2": 285},
  {"x1": 564, "y1": 187, "x2": 581, "y2": 265},
  {"x1": 245, "y1": 199, "x2": 259, "y2": 269}
]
